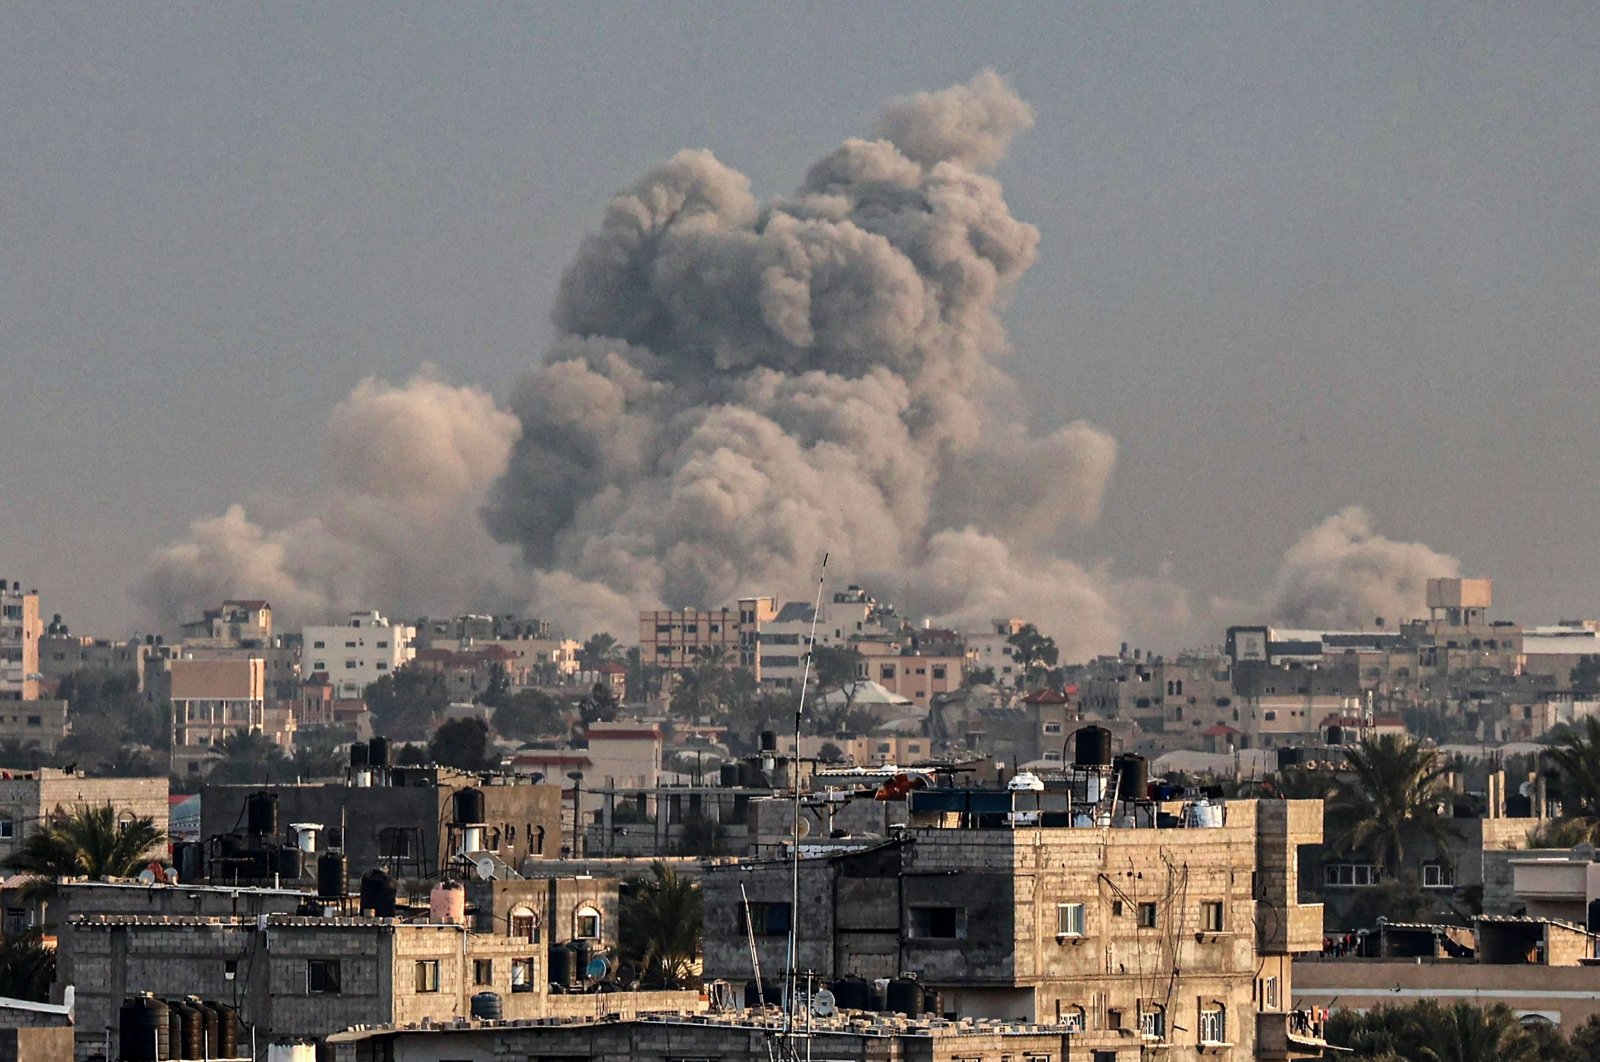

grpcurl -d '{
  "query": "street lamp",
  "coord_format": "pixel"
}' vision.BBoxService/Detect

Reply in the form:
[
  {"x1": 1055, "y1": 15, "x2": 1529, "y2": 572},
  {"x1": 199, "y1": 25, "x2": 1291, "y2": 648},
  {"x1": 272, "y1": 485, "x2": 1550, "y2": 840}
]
[{"x1": 567, "y1": 770, "x2": 584, "y2": 858}]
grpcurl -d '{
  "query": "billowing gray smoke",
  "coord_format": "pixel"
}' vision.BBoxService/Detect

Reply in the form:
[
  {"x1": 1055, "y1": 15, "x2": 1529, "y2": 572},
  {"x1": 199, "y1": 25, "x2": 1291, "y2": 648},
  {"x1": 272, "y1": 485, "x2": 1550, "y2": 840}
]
[
  {"x1": 485, "y1": 72, "x2": 1150, "y2": 658},
  {"x1": 136, "y1": 372, "x2": 521, "y2": 631},
  {"x1": 1258, "y1": 506, "x2": 1460, "y2": 628}
]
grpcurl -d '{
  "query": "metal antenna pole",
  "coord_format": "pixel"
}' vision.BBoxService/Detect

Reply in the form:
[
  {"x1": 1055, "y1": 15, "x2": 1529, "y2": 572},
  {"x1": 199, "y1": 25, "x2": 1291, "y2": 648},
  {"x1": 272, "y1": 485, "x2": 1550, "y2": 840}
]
[{"x1": 784, "y1": 553, "x2": 828, "y2": 1058}]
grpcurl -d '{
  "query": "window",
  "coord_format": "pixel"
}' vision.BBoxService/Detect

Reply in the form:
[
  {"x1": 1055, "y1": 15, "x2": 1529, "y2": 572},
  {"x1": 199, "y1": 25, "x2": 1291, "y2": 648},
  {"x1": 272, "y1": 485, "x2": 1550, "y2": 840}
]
[
  {"x1": 306, "y1": 959, "x2": 341, "y2": 995},
  {"x1": 1111, "y1": 899, "x2": 1124, "y2": 917},
  {"x1": 881, "y1": 665, "x2": 895, "y2": 680},
  {"x1": 344, "y1": 660, "x2": 357, "y2": 669},
  {"x1": 26, "y1": 715, "x2": 39, "y2": 726},
  {"x1": 1059, "y1": 1004, "x2": 1086, "y2": 1032},
  {"x1": 1262, "y1": 974, "x2": 1280, "y2": 1010},
  {"x1": 345, "y1": 640, "x2": 357, "y2": 648},
  {"x1": 376, "y1": 662, "x2": 388, "y2": 671},
  {"x1": 1423, "y1": 863, "x2": 1456, "y2": 889},
  {"x1": 414, "y1": 960, "x2": 441, "y2": 993},
  {"x1": 0, "y1": 819, "x2": 13, "y2": 839},
  {"x1": 474, "y1": 959, "x2": 493, "y2": 985},
  {"x1": 740, "y1": 902, "x2": 792, "y2": 937},
  {"x1": 313, "y1": 640, "x2": 325, "y2": 649},
  {"x1": 1043, "y1": 721, "x2": 1062, "y2": 735},
  {"x1": 312, "y1": 661, "x2": 326, "y2": 672},
  {"x1": 1198, "y1": 1004, "x2": 1227, "y2": 1044},
  {"x1": 575, "y1": 905, "x2": 601, "y2": 940},
  {"x1": 511, "y1": 957, "x2": 535, "y2": 993},
  {"x1": 1137, "y1": 902, "x2": 1158, "y2": 929},
  {"x1": 1056, "y1": 902, "x2": 1085, "y2": 937},
  {"x1": 1201, "y1": 901, "x2": 1224, "y2": 932},
  {"x1": 1107, "y1": 1008, "x2": 1124, "y2": 1031},
  {"x1": 1264, "y1": 710, "x2": 1277, "y2": 721},
  {"x1": 376, "y1": 640, "x2": 389, "y2": 649},
  {"x1": 908, "y1": 906, "x2": 966, "y2": 939},
  {"x1": 1323, "y1": 863, "x2": 1380, "y2": 887},
  {"x1": 1093, "y1": 1053, "x2": 1118, "y2": 1062},
  {"x1": 933, "y1": 666, "x2": 946, "y2": 680},
  {"x1": 1140, "y1": 1004, "x2": 1166, "y2": 1039},
  {"x1": 378, "y1": 826, "x2": 413, "y2": 859},
  {"x1": 510, "y1": 906, "x2": 541, "y2": 942}
]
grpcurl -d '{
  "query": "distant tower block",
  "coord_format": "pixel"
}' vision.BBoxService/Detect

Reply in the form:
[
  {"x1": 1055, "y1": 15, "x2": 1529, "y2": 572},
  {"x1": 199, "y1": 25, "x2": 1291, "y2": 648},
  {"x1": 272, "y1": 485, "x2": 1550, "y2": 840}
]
[{"x1": 1426, "y1": 578, "x2": 1492, "y2": 625}]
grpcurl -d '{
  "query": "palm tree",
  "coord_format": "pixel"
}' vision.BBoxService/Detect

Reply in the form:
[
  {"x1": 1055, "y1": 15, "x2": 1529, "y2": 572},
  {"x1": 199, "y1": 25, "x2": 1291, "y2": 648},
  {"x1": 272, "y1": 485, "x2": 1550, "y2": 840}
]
[
  {"x1": 1328, "y1": 734, "x2": 1455, "y2": 875},
  {"x1": 1257, "y1": 766, "x2": 1339, "y2": 801},
  {"x1": 0, "y1": 931, "x2": 55, "y2": 1002},
  {"x1": 1417, "y1": 1002, "x2": 1538, "y2": 1062},
  {"x1": 5, "y1": 803, "x2": 167, "y2": 901},
  {"x1": 208, "y1": 728, "x2": 291, "y2": 784},
  {"x1": 618, "y1": 862, "x2": 703, "y2": 989},
  {"x1": 1547, "y1": 716, "x2": 1600, "y2": 823},
  {"x1": 580, "y1": 632, "x2": 622, "y2": 671}
]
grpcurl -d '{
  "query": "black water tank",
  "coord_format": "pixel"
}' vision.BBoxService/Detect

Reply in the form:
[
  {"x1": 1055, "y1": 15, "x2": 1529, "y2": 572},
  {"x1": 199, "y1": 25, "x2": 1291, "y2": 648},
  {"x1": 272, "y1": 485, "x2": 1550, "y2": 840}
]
[
  {"x1": 1074, "y1": 726, "x2": 1111, "y2": 767},
  {"x1": 831, "y1": 976, "x2": 870, "y2": 1011},
  {"x1": 276, "y1": 846, "x2": 303, "y2": 882},
  {"x1": 369, "y1": 735, "x2": 391, "y2": 769},
  {"x1": 887, "y1": 976, "x2": 923, "y2": 1016},
  {"x1": 548, "y1": 945, "x2": 574, "y2": 990},
  {"x1": 868, "y1": 979, "x2": 889, "y2": 1012},
  {"x1": 454, "y1": 786, "x2": 486, "y2": 824},
  {"x1": 1326, "y1": 725, "x2": 1345, "y2": 746},
  {"x1": 719, "y1": 763, "x2": 739, "y2": 788},
  {"x1": 360, "y1": 868, "x2": 397, "y2": 917},
  {"x1": 1277, "y1": 747, "x2": 1302, "y2": 770},
  {"x1": 1588, "y1": 899, "x2": 1600, "y2": 933},
  {"x1": 470, "y1": 991, "x2": 503, "y2": 1019},
  {"x1": 744, "y1": 979, "x2": 781, "y2": 1008},
  {"x1": 211, "y1": 1002, "x2": 240, "y2": 1057},
  {"x1": 350, "y1": 741, "x2": 370, "y2": 768},
  {"x1": 211, "y1": 1001, "x2": 240, "y2": 1057},
  {"x1": 316, "y1": 851, "x2": 347, "y2": 899},
  {"x1": 1115, "y1": 754, "x2": 1148, "y2": 801},
  {"x1": 245, "y1": 791, "x2": 278, "y2": 837},
  {"x1": 174, "y1": 841, "x2": 203, "y2": 884},
  {"x1": 567, "y1": 939, "x2": 593, "y2": 983},
  {"x1": 187, "y1": 998, "x2": 220, "y2": 1057},
  {"x1": 167, "y1": 999, "x2": 202, "y2": 1061},
  {"x1": 759, "y1": 730, "x2": 777, "y2": 752},
  {"x1": 922, "y1": 986, "x2": 944, "y2": 1019},
  {"x1": 119, "y1": 995, "x2": 169, "y2": 1062}
]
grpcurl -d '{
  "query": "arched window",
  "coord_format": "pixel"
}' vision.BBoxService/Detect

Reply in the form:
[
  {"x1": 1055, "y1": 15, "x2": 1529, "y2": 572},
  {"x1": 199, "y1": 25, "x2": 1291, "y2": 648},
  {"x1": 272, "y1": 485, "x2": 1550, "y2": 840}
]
[
  {"x1": 1198, "y1": 1001, "x2": 1227, "y2": 1044},
  {"x1": 1058, "y1": 1002, "x2": 1086, "y2": 1032},
  {"x1": 510, "y1": 905, "x2": 540, "y2": 942},
  {"x1": 1139, "y1": 1003, "x2": 1166, "y2": 1040},
  {"x1": 575, "y1": 905, "x2": 601, "y2": 940}
]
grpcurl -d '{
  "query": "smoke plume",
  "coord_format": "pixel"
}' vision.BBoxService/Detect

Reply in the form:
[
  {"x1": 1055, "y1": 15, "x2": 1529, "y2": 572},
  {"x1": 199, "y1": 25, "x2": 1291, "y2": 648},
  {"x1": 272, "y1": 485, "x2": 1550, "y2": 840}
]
[
  {"x1": 484, "y1": 72, "x2": 1148, "y2": 657},
  {"x1": 1258, "y1": 506, "x2": 1460, "y2": 628},
  {"x1": 135, "y1": 372, "x2": 521, "y2": 630}
]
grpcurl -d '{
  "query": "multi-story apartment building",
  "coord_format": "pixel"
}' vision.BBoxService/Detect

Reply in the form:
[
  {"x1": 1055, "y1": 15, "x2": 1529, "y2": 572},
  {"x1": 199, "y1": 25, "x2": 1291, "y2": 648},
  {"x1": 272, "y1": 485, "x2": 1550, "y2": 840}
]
[
  {"x1": 639, "y1": 596, "x2": 776, "y2": 678},
  {"x1": 705, "y1": 795, "x2": 1326, "y2": 1061},
  {"x1": 757, "y1": 595, "x2": 878, "y2": 690},
  {"x1": 302, "y1": 611, "x2": 416, "y2": 699},
  {"x1": 963, "y1": 618, "x2": 1026, "y2": 687},
  {"x1": 0, "y1": 580, "x2": 41, "y2": 701},
  {"x1": 0, "y1": 768, "x2": 167, "y2": 875},
  {"x1": 146, "y1": 657, "x2": 266, "y2": 774},
  {"x1": 858, "y1": 642, "x2": 964, "y2": 709}
]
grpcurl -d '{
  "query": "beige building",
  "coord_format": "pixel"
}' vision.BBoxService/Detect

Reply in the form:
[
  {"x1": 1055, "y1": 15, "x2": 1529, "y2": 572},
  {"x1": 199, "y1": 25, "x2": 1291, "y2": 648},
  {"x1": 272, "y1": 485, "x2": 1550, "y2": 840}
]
[
  {"x1": 147, "y1": 657, "x2": 266, "y2": 774},
  {"x1": 0, "y1": 581, "x2": 41, "y2": 701},
  {"x1": 0, "y1": 697, "x2": 69, "y2": 754},
  {"x1": 639, "y1": 596, "x2": 777, "y2": 677},
  {"x1": 858, "y1": 644, "x2": 964, "y2": 709},
  {"x1": 179, "y1": 598, "x2": 273, "y2": 647},
  {"x1": 0, "y1": 768, "x2": 168, "y2": 888},
  {"x1": 705, "y1": 797, "x2": 1326, "y2": 1060}
]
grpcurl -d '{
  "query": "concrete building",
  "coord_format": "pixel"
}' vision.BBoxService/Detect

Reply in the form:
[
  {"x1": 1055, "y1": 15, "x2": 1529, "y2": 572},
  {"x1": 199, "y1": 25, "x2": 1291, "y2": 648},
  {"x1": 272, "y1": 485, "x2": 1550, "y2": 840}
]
[
  {"x1": 0, "y1": 697, "x2": 68, "y2": 754},
  {"x1": 757, "y1": 594, "x2": 876, "y2": 690},
  {"x1": 179, "y1": 599, "x2": 273, "y2": 647},
  {"x1": 37, "y1": 634, "x2": 150, "y2": 683},
  {"x1": 858, "y1": 645, "x2": 964, "y2": 710},
  {"x1": 302, "y1": 611, "x2": 416, "y2": 700},
  {"x1": 147, "y1": 657, "x2": 267, "y2": 775},
  {"x1": 201, "y1": 768, "x2": 563, "y2": 886},
  {"x1": 0, "y1": 581, "x2": 41, "y2": 702},
  {"x1": 639, "y1": 597, "x2": 777, "y2": 678},
  {"x1": 704, "y1": 795, "x2": 1326, "y2": 1060},
  {"x1": 964, "y1": 619, "x2": 1027, "y2": 688}
]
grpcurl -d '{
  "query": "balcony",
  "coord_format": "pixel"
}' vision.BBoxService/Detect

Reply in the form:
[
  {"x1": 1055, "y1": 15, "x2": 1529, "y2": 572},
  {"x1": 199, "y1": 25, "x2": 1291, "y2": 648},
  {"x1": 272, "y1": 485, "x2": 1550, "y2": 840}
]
[
  {"x1": 1259, "y1": 901, "x2": 1324, "y2": 954},
  {"x1": 1257, "y1": 1010, "x2": 1327, "y2": 1059}
]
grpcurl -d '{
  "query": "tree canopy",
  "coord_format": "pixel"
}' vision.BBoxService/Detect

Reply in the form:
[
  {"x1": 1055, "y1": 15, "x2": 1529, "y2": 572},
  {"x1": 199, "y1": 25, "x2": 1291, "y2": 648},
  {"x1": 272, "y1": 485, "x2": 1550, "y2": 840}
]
[
  {"x1": 1328, "y1": 734, "x2": 1455, "y2": 874},
  {"x1": 364, "y1": 666, "x2": 449, "y2": 740},
  {"x1": 618, "y1": 862, "x2": 703, "y2": 989},
  {"x1": 5, "y1": 803, "x2": 167, "y2": 901},
  {"x1": 428, "y1": 717, "x2": 495, "y2": 772}
]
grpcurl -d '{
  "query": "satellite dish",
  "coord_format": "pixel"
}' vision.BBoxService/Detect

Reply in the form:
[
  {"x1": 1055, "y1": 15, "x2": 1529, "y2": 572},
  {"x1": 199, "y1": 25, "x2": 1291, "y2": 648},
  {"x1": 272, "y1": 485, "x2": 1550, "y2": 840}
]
[
  {"x1": 812, "y1": 989, "x2": 836, "y2": 1017},
  {"x1": 1519, "y1": 781, "x2": 1536, "y2": 798},
  {"x1": 585, "y1": 955, "x2": 612, "y2": 981},
  {"x1": 795, "y1": 817, "x2": 812, "y2": 838},
  {"x1": 137, "y1": 869, "x2": 157, "y2": 884},
  {"x1": 475, "y1": 856, "x2": 497, "y2": 880},
  {"x1": 163, "y1": 866, "x2": 180, "y2": 884}
]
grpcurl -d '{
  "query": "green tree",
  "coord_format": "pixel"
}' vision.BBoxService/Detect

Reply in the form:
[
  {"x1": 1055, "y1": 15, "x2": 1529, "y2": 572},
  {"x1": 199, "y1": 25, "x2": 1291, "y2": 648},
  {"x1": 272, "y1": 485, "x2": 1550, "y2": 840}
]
[
  {"x1": 1548, "y1": 716, "x2": 1600, "y2": 826},
  {"x1": 670, "y1": 647, "x2": 731, "y2": 721},
  {"x1": 579, "y1": 632, "x2": 622, "y2": 671},
  {"x1": 363, "y1": 666, "x2": 449, "y2": 740},
  {"x1": 964, "y1": 666, "x2": 997, "y2": 688},
  {"x1": 579, "y1": 682, "x2": 621, "y2": 727},
  {"x1": 1329, "y1": 734, "x2": 1455, "y2": 874},
  {"x1": 817, "y1": 741, "x2": 845, "y2": 763},
  {"x1": 1572, "y1": 656, "x2": 1600, "y2": 698},
  {"x1": 1418, "y1": 1001, "x2": 1539, "y2": 1062},
  {"x1": 291, "y1": 727, "x2": 353, "y2": 780},
  {"x1": 5, "y1": 803, "x2": 166, "y2": 902},
  {"x1": 626, "y1": 646, "x2": 665, "y2": 703},
  {"x1": 1568, "y1": 1014, "x2": 1600, "y2": 1059},
  {"x1": 618, "y1": 862, "x2": 703, "y2": 989},
  {"x1": 207, "y1": 728, "x2": 293, "y2": 785},
  {"x1": 428, "y1": 718, "x2": 494, "y2": 771},
  {"x1": 677, "y1": 813, "x2": 727, "y2": 857},
  {"x1": 0, "y1": 932, "x2": 55, "y2": 1002},
  {"x1": 1005, "y1": 624, "x2": 1059, "y2": 687},
  {"x1": 494, "y1": 690, "x2": 566, "y2": 742},
  {"x1": 478, "y1": 662, "x2": 512, "y2": 708}
]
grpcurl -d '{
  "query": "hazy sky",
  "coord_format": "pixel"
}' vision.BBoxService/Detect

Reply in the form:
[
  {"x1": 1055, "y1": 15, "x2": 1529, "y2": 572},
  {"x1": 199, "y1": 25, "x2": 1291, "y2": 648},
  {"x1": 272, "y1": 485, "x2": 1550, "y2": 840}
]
[{"x1": 3, "y1": 4, "x2": 1597, "y2": 642}]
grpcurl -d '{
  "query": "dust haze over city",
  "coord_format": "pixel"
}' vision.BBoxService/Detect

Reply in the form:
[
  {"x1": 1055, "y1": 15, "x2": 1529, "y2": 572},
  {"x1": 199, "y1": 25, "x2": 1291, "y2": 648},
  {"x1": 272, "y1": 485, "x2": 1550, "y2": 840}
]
[
  {"x1": 10, "y1": 7, "x2": 1600, "y2": 1061},
  {"x1": 3, "y1": 6, "x2": 1597, "y2": 653}
]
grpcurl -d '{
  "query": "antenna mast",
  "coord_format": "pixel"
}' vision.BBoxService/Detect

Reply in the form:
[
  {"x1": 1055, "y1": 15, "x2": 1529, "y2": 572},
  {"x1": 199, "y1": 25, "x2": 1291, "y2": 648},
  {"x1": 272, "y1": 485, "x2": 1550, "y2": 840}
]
[{"x1": 783, "y1": 553, "x2": 828, "y2": 1057}]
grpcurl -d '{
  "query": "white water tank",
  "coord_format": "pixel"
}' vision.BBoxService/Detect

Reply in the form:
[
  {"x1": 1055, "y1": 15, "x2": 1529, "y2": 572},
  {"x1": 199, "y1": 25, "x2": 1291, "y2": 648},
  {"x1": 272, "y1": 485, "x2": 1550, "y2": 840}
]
[
  {"x1": 267, "y1": 1040, "x2": 316, "y2": 1062},
  {"x1": 1007, "y1": 771, "x2": 1044, "y2": 792}
]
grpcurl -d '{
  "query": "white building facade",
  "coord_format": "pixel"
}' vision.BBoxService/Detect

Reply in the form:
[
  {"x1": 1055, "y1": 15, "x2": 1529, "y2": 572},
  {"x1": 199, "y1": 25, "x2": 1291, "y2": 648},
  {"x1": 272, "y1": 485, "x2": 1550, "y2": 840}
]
[{"x1": 302, "y1": 611, "x2": 417, "y2": 699}]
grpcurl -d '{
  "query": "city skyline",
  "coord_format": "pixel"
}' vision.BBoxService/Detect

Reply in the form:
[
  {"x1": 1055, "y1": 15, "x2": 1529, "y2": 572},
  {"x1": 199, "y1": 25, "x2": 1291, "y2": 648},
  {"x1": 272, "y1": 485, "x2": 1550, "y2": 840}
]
[{"x1": 4, "y1": 6, "x2": 1597, "y2": 653}]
